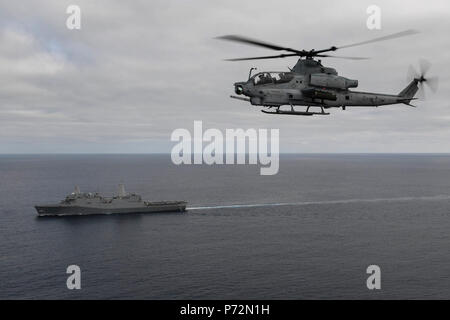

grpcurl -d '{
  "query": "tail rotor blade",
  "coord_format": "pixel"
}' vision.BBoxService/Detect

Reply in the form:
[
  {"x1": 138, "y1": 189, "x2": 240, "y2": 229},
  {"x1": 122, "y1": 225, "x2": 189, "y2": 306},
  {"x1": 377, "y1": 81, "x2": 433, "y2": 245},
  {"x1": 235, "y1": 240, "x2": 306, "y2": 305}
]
[
  {"x1": 419, "y1": 58, "x2": 431, "y2": 77},
  {"x1": 407, "y1": 65, "x2": 418, "y2": 82},
  {"x1": 425, "y1": 76, "x2": 439, "y2": 93},
  {"x1": 417, "y1": 83, "x2": 426, "y2": 100},
  {"x1": 405, "y1": 59, "x2": 436, "y2": 100}
]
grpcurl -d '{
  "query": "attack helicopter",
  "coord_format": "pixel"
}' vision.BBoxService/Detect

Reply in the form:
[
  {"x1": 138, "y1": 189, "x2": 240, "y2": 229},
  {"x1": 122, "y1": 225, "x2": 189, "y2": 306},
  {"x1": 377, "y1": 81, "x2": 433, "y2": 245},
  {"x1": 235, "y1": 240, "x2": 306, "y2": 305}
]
[{"x1": 217, "y1": 30, "x2": 438, "y2": 116}]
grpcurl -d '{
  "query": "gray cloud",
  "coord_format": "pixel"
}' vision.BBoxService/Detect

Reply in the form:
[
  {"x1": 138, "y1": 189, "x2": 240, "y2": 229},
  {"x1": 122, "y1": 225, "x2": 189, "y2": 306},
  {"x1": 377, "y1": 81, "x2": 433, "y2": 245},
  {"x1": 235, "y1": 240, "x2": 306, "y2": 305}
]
[{"x1": 0, "y1": 0, "x2": 449, "y2": 153}]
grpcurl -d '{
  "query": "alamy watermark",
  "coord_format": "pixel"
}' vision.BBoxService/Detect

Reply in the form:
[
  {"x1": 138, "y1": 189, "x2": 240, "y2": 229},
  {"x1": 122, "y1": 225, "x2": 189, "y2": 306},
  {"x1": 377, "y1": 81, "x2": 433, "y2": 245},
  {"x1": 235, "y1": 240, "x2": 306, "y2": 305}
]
[
  {"x1": 66, "y1": 265, "x2": 81, "y2": 290},
  {"x1": 66, "y1": 5, "x2": 81, "y2": 30},
  {"x1": 366, "y1": 265, "x2": 381, "y2": 290},
  {"x1": 366, "y1": 5, "x2": 381, "y2": 30},
  {"x1": 171, "y1": 121, "x2": 279, "y2": 175}
]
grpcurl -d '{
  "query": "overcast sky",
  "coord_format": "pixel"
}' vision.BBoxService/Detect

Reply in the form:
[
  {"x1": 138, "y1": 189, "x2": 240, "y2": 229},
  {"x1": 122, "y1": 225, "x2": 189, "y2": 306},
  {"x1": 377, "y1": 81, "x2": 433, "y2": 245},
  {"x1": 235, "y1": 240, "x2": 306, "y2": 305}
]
[{"x1": 0, "y1": 0, "x2": 449, "y2": 153}]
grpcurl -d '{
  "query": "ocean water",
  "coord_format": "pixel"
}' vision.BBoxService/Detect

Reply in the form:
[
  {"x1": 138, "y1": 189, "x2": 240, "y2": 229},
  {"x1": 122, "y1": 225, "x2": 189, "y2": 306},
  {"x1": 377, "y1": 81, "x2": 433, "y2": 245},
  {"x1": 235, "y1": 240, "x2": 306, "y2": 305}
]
[{"x1": 0, "y1": 154, "x2": 449, "y2": 299}]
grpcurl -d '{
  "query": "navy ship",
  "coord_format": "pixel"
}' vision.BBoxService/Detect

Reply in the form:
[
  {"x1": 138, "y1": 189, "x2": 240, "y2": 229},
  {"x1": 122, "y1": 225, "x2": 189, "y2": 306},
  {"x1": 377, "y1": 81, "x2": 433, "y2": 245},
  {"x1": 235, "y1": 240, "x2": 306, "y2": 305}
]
[{"x1": 35, "y1": 184, "x2": 187, "y2": 216}]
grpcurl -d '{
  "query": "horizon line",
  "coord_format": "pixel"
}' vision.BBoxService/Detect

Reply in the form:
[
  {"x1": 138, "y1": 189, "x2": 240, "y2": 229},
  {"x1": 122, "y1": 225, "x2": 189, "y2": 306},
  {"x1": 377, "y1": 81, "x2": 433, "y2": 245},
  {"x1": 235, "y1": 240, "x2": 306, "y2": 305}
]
[{"x1": 2, "y1": 152, "x2": 450, "y2": 155}]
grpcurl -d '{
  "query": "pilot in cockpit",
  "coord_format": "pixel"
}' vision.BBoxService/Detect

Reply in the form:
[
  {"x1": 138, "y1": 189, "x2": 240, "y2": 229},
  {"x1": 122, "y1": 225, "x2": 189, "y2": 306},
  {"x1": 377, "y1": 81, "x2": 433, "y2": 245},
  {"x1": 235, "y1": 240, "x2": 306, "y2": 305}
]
[{"x1": 259, "y1": 73, "x2": 272, "y2": 85}]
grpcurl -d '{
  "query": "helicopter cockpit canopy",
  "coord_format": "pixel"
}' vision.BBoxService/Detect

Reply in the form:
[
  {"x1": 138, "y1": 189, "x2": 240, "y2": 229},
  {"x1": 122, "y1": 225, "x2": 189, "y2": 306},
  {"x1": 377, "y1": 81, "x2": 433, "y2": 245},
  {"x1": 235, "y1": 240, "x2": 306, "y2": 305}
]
[{"x1": 252, "y1": 72, "x2": 294, "y2": 85}]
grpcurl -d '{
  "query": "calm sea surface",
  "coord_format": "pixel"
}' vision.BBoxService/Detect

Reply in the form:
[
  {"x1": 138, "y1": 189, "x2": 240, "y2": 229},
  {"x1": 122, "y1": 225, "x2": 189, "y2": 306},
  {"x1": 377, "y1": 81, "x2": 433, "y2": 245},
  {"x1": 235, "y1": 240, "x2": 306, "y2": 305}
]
[{"x1": 0, "y1": 154, "x2": 449, "y2": 299}]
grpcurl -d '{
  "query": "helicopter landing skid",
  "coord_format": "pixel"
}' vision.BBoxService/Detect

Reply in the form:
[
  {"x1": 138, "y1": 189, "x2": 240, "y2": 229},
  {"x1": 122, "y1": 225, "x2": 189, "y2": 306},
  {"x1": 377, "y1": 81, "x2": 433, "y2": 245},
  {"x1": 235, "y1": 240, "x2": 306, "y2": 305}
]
[{"x1": 261, "y1": 106, "x2": 330, "y2": 116}]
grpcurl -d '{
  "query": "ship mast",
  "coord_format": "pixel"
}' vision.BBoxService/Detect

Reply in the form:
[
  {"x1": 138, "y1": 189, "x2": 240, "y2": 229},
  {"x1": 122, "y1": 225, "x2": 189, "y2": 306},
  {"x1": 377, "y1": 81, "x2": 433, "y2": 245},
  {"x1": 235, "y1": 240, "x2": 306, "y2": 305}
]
[{"x1": 118, "y1": 183, "x2": 127, "y2": 197}]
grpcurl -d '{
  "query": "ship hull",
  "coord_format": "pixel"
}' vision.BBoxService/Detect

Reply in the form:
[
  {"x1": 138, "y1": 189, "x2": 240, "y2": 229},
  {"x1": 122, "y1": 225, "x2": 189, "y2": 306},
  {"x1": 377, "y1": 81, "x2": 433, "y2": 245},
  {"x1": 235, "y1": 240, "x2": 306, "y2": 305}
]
[{"x1": 35, "y1": 202, "x2": 187, "y2": 217}]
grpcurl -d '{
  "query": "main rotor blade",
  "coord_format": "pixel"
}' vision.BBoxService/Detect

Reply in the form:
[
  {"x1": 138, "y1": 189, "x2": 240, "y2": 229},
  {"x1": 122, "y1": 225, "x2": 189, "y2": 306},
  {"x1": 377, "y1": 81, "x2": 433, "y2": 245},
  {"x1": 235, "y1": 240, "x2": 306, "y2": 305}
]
[
  {"x1": 224, "y1": 53, "x2": 300, "y2": 61},
  {"x1": 338, "y1": 29, "x2": 419, "y2": 49},
  {"x1": 216, "y1": 35, "x2": 302, "y2": 54},
  {"x1": 315, "y1": 54, "x2": 370, "y2": 60}
]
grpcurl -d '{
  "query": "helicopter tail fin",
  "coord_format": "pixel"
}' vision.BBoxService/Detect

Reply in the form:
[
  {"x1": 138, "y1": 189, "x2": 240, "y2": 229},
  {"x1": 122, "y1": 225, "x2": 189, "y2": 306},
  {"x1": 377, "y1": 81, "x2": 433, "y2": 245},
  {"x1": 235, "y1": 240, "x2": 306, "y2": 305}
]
[{"x1": 398, "y1": 79, "x2": 419, "y2": 102}]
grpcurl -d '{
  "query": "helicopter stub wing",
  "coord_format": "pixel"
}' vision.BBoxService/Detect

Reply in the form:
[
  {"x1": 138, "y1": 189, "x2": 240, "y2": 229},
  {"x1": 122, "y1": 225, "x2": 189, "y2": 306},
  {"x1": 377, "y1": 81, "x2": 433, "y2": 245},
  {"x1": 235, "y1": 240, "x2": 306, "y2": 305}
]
[{"x1": 230, "y1": 95, "x2": 250, "y2": 102}]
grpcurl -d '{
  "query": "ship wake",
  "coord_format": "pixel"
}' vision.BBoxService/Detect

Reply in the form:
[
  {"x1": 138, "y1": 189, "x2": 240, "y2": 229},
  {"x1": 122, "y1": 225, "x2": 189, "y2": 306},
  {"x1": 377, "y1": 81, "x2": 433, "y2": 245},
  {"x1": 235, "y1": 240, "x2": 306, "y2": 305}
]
[{"x1": 187, "y1": 195, "x2": 450, "y2": 210}]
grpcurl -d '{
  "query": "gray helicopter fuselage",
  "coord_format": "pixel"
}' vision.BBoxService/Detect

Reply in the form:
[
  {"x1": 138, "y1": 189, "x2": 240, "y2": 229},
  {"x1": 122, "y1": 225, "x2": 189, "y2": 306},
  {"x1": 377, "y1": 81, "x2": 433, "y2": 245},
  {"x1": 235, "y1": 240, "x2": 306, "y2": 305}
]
[
  {"x1": 233, "y1": 59, "x2": 415, "y2": 110},
  {"x1": 238, "y1": 73, "x2": 400, "y2": 107}
]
